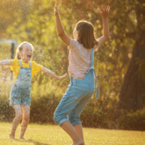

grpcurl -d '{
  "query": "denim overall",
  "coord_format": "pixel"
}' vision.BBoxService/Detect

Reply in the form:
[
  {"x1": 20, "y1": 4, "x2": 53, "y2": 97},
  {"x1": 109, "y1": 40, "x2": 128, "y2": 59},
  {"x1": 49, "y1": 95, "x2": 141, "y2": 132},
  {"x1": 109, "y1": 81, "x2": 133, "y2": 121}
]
[
  {"x1": 10, "y1": 60, "x2": 32, "y2": 105},
  {"x1": 54, "y1": 49, "x2": 99, "y2": 126}
]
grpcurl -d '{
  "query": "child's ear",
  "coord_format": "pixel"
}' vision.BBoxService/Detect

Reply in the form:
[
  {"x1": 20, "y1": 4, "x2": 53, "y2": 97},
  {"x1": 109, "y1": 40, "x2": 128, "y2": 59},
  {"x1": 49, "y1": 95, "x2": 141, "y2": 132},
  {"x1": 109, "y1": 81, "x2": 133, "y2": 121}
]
[
  {"x1": 76, "y1": 31, "x2": 79, "y2": 38},
  {"x1": 19, "y1": 52, "x2": 22, "y2": 57},
  {"x1": 19, "y1": 52, "x2": 21, "y2": 56}
]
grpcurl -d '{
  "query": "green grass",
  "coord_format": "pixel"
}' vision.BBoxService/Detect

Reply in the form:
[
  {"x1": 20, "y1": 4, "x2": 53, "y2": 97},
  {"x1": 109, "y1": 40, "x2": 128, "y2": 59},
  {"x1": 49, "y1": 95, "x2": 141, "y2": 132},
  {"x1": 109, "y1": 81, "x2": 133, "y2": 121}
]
[{"x1": 0, "y1": 122, "x2": 145, "y2": 145}]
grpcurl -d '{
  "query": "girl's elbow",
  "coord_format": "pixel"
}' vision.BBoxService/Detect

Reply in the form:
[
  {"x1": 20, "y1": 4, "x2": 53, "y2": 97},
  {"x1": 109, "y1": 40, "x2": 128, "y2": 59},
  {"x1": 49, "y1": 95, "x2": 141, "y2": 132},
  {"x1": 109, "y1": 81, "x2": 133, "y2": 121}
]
[{"x1": 57, "y1": 32, "x2": 65, "y2": 37}]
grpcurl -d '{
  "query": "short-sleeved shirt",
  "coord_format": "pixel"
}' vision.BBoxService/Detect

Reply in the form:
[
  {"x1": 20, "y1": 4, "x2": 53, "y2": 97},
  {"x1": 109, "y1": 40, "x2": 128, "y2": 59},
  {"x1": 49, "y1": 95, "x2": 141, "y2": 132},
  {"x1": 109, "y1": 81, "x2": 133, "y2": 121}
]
[
  {"x1": 68, "y1": 38, "x2": 99, "y2": 79},
  {"x1": 10, "y1": 59, "x2": 43, "y2": 83}
]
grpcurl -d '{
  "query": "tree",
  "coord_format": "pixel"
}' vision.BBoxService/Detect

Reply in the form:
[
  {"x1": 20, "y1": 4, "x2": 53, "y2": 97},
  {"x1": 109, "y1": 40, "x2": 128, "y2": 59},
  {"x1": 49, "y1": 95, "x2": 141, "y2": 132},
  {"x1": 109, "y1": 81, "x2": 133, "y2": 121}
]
[
  {"x1": 117, "y1": 0, "x2": 145, "y2": 111},
  {"x1": 1, "y1": 0, "x2": 144, "y2": 110}
]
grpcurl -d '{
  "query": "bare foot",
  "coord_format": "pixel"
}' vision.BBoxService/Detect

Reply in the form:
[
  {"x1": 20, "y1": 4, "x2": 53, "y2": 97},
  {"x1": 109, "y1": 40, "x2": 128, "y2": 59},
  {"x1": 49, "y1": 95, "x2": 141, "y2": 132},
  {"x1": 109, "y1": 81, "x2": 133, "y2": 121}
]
[
  {"x1": 19, "y1": 136, "x2": 25, "y2": 139},
  {"x1": 9, "y1": 134, "x2": 15, "y2": 139},
  {"x1": 72, "y1": 139, "x2": 85, "y2": 145}
]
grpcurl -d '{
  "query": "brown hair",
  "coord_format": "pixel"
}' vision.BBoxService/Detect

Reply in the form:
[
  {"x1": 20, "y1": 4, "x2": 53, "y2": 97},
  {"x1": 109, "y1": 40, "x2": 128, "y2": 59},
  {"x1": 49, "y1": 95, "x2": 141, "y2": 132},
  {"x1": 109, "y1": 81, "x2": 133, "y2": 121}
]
[
  {"x1": 15, "y1": 41, "x2": 34, "y2": 59},
  {"x1": 75, "y1": 20, "x2": 98, "y2": 49}
]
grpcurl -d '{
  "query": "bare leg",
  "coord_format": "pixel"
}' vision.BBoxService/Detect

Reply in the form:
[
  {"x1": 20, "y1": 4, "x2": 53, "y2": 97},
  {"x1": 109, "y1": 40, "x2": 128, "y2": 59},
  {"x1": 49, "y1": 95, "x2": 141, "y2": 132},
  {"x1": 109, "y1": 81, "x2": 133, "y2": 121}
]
[
  {"x1": 19, "y1": 105, "x2": 30, "y2": 139},
  {"x1": 61, "y1": 121, "x2": 84, "y2": 145},
  {"x1": 74, "y1": 124, "x2": 84, "y2": 141},
  {"x1": 9, "y1": 105, "x2": 22, "y2": 139}
]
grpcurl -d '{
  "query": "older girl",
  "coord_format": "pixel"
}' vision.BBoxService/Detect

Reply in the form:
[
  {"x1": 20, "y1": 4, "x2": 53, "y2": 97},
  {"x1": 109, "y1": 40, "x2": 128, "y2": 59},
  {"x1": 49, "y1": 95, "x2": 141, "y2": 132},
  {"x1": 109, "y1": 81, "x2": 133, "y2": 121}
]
[{"x1": 54, "y1": 1, "x2": 110, "y2": 145}]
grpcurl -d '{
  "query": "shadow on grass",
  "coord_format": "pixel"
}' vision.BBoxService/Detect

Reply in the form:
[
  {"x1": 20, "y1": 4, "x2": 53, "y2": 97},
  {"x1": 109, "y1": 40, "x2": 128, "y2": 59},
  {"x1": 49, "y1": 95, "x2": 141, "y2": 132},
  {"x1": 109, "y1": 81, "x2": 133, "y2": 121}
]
[
  {"x1": 28, "y1": 139, "x2": 50, "y2": 145},
  {"x1": 14, "y1": 139, "x2": 50, "y2": 145}
]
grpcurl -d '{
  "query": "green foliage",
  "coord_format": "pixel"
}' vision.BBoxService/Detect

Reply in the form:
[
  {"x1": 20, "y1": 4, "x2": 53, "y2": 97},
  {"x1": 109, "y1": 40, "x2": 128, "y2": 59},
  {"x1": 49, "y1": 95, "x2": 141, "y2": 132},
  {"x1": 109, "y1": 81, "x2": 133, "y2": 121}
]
[
  {"x1": 118, "y1": 109, "x2": 145, "y2": 130},
  {"x1": 1, "y1": 0, "x2": 141, "y2": 100},
  {"x1": 0, "y1": 95, "x2": 118, "y2": 129},
  {"x1": 30, "y1": 94, "x2": 60, "y2": 124},
  {"x1": 81, "y1": 106, "x2": 108, "y2": 128},
  {"x1": 1, "y1": 95, "x2": 145, "y2": 131},
  {"x1": 137, "y1": 59, "x2": 145, "y2": 76},
  {"x1": 0, "y1": 96, "x2": 14, "y2": 122},
  {"x1": 0, "y1": 0, "x2": 145, "y2": 130},
  {"x1": 81, "y1": 97, "x2": 118, "y2": 128},
  {"x1": 0, "y1": 80, "x2": 13, "y2": 122}
]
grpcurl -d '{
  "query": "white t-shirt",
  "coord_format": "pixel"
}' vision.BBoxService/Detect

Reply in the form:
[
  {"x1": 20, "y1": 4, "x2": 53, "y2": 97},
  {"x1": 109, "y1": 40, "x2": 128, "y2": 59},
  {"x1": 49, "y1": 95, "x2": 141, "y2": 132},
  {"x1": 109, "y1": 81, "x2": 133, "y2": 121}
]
[{"x1": 68, "y1": 38, "x2": 98, "y2": 79}]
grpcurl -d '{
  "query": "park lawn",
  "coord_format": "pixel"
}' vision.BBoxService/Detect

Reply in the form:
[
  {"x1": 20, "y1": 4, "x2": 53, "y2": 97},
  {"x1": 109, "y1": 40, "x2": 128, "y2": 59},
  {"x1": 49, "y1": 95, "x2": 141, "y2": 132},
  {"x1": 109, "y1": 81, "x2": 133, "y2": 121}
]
[{"x1": 0, "y1": 122, "x2": 145, "y2": 145}]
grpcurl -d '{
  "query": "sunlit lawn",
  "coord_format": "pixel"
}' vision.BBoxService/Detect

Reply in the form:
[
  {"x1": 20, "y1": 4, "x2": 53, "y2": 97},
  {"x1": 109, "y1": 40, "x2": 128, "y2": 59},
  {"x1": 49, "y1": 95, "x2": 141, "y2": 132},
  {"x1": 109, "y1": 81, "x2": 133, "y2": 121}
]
[{"x1": 0, "y1": 122, "x2": 145, "y2": 145}]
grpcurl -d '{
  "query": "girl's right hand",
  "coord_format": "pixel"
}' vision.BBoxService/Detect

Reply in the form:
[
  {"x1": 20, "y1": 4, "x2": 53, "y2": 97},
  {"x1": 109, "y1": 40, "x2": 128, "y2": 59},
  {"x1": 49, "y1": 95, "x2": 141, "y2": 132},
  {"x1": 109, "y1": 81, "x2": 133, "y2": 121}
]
[
  {"x1": 54, "y1": 0, "x2": 58, "y2": 15},
  {"x1": 57, "y1": 73, "x2": 67, "y2": 80}
]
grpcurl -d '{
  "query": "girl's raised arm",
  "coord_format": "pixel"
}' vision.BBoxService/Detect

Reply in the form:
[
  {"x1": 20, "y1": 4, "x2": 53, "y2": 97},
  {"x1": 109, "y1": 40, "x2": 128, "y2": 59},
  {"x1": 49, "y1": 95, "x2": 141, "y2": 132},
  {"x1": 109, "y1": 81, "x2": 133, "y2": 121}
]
[
  {"x1": 54, "y1": 1, "x2": 70, "y2": 46},
  {"x1": 97, "y1": 5, "x2": 110, "y2": 47},
  {"x1": 0, "y1": 60, "x2": 12, "y2": 66},
  {"x1": 41, "y1": 67, "x2": 67, "y2": 80}
]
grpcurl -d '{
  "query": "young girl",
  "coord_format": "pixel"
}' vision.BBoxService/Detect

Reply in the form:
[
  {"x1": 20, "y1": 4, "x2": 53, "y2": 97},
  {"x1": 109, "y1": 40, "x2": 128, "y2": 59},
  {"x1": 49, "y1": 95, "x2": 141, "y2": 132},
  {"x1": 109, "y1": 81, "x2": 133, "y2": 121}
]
[
  {"x1": 54, "y1": 1, "x2": 110, "y2": 145},
  {"x1": 0, "y1": 41, "x2": 66, "y2": 139}
]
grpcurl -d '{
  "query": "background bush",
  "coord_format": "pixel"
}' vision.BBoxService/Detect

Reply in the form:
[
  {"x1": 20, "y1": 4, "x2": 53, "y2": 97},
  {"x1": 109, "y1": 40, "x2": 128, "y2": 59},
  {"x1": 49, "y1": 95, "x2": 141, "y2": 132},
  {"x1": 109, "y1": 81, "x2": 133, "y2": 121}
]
[
  {"x1": 0, "y1": 96, "x2": 14, "y2": 122},
  {"x1": 30, "y1": 94, "x2": 60, "y2": 124},
  {"x1": 1, "y1": 94, "x2": 144, "y2": 131},
  {"x1": 118, "y1": 109, "x2": 145, "y2": 130}
]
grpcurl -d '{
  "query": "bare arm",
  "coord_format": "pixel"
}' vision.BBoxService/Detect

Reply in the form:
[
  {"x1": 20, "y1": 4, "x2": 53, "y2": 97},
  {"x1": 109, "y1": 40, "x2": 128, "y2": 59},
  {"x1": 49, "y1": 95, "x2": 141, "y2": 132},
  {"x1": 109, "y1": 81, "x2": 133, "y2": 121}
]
[
  {"x1": 54, "y1": 1, "x2": 70, "y2": 46},
  {"x1": 0, "y1": 60, "x2": 12, "y2": 66},
  {"x1": 41, "y1": 67, "x2": 67, "y2": 80},
  {"x1": 97, "y1": 5, "x2": 110, "y2": 47}
]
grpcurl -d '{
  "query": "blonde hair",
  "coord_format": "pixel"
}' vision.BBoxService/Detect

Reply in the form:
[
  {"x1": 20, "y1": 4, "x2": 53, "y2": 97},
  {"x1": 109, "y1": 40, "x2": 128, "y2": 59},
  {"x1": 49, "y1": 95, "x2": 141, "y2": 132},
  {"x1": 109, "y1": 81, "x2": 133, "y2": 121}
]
[{"x1": 15, "y1": 41, "x2": 34, "y2": 60}]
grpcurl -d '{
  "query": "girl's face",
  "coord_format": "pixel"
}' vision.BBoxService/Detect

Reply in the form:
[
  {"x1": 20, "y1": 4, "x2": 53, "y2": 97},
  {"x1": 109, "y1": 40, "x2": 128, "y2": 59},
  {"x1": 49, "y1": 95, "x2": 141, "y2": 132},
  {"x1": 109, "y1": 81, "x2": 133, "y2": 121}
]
[
  {"x1": 73, "y1": 27, "x2": 78, "y2": 40},
  {"x1": 19, "y1": 44, "x2": 33, "y2": 63}
]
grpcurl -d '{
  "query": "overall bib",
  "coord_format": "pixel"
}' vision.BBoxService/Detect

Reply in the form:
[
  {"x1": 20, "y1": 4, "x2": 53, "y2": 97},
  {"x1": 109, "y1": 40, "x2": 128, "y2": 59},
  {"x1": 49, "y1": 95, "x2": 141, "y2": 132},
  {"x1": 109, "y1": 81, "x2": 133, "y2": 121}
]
[
  {"x1": 54, "y1": 49, "x2": 99, "y2": 126},
  {"x1": 10, "y1": 60, "x2": 32, "y2": 105}
]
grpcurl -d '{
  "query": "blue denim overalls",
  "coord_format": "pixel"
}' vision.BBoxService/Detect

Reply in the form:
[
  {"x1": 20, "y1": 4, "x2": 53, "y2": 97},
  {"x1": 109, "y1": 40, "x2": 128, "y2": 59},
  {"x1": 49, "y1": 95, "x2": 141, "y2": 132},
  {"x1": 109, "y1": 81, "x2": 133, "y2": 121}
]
[
  {"x1": 54, "y1": 49, "x2": 99, "y2": 126},
  {"x1": 10, "y1": 60, "x2": 32, "y2": 105}
]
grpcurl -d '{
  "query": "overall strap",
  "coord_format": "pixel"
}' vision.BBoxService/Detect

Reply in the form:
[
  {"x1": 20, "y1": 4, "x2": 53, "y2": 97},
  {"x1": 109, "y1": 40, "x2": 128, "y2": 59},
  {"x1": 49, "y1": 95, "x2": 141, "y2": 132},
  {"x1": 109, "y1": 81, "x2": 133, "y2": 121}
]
[
  {"x1": 94, "y1": 70, "x2": 99, "y2": 98},
  {"x1": 19, "y1": 60, "x2": 22, "y2": 66},
  {"x1": 91, "y1": 49, "x2": 94, "y2": 68},
  {"x1": 19, "y1": 60, "x2": 32, "y2": 67},
  {"x1": 29, "y1": 61, "x2": 32, "y2": 67},
  {"x1": 91, "y1": 48, "x2": 99, "y2": 98}
]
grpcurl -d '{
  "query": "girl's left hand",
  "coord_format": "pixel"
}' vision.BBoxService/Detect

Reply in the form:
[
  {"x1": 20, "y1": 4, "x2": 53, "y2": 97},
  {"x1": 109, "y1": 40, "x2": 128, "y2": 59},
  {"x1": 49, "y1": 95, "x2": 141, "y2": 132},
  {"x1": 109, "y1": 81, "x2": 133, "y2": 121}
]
[
  {"x1": 58, "y1": 73, "x2": 67, "y2": 80},
  {"x1": 54, "y1": 0, "x2": 58, "y2": 15},
  {"x1": 98, "y1": 5, "x2": 110, "y2": 18}
]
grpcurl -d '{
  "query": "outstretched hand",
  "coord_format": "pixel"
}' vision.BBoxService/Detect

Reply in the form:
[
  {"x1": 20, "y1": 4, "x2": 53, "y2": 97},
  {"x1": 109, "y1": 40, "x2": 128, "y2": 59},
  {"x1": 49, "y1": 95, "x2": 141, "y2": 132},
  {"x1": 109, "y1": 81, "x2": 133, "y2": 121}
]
[
  {"x1": 54, "y1": 0, "x2": 58, "y2": 15},
  {"x1": 98, "y1": 5, "x2": 110, "y2": 18},
  {"x1": 58, "y1": 73, "x2": 67, "y2": 80}
]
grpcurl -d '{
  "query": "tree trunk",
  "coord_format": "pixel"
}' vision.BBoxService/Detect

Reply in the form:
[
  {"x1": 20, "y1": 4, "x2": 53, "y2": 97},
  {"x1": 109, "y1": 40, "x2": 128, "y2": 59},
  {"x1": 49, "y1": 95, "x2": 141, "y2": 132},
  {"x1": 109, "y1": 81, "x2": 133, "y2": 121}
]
[{"x1": 117, "y1": 2, "x2": 145, "y2": 112}]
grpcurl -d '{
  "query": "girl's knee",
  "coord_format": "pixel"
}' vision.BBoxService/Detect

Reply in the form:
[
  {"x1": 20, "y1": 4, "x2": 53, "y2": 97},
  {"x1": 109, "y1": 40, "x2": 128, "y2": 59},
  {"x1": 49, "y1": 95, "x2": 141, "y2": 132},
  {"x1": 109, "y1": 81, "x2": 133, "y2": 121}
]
[
  {"x1": 69, "y1": 117, "x2": 81, "y2": 126},
  {"x1": 54, "y1": 112, "x2": 68, "y2": 125},
  {"x1": 54, "y1": 111, "x2": 58, "y2": 122},
  {"x1": 16, "y1": 112, "x2": 22, "y2": 120},
  {"x1": 23, "y1": 114, "x2": 30, "y2": 121}
]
